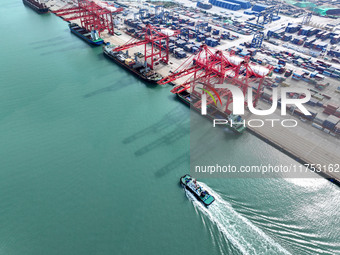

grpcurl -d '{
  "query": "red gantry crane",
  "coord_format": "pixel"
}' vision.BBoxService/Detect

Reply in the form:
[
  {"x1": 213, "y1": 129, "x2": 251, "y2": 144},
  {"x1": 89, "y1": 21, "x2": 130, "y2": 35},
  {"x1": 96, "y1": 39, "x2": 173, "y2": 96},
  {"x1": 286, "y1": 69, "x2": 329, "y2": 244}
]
[
  {"x1": 223, "y1": 53, "x2": 274, "y2": 111},
  {"x1": 111, "y1": 25, "x2": 180, "y2": 69},
  {"x1": 158, "y1": 45, "x2": 230, "y2": 92},
  {"x1": 158, "y1": 45, "x2": 273, "y2": 113},
  {"x1": 53, "y1": 0, "x2": 123, "y2": 35}
]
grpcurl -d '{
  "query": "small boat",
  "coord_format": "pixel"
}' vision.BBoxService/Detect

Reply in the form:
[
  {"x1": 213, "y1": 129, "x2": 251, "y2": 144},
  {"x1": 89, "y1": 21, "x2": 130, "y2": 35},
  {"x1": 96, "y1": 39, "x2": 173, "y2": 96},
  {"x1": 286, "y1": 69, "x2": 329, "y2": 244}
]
[
  {"x1": 180, "y1": 174, "x2": 215, "y2": 206},
  {"x1": 68, "y1": 23, "x2": 104, "y2": 46}
]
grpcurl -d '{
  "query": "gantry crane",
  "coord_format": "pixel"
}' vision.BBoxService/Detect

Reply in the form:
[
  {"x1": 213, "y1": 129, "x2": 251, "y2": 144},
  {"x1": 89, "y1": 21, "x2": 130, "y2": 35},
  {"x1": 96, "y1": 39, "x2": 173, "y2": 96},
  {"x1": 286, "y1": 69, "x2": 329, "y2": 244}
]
[
  {"x1": 158, "y1": 45, "x2": 273, "y2": 112},
  {"x1": 53, "y1": 0, "x2": 123, "y2": 35},
  {"x1": 112, "y1": 25, "x2": 180, "y2": 69}
]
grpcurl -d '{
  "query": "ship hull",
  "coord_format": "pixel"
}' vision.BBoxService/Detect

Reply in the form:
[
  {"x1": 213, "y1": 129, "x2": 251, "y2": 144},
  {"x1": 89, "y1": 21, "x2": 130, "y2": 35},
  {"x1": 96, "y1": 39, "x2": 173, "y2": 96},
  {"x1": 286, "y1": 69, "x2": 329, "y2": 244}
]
[
  {"x1": 69, "y1": 24, "x2": 104, "y2": 46},
  {"x1": 23, "y1": 0, "x2": 49, "y2": 14},
  {"x1": 176, "y1": 92, "x2": 244, "y2": 134},
  {"x1": 180, "y1": 175, "x2": 214, "y2": 206},
  {"x1": 103, "y1": 50, "x2": 161, "y2": 84},
  {"x1": 181, "y1": 183, "x2": 212, "y2": 206}
]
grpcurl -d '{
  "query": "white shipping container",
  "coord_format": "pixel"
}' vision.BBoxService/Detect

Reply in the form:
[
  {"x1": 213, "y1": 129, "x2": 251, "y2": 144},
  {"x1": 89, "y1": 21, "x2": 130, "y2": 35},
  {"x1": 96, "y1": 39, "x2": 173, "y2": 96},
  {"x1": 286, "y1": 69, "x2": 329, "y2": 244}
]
[
  {"x1": 326, "y1": 115, "x2": 340, "y2": 125},
  {"x1": 314, "y1": 116, "x2": 327, "y2": 125},
  {"x1": 312, "y1": 123, "x2": 323, "y2": 130}
]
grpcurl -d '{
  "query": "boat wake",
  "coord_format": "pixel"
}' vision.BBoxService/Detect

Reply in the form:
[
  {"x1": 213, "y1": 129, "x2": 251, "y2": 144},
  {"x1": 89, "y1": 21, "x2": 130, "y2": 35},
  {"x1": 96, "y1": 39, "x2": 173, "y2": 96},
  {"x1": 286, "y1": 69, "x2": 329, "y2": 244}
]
[{"x1": 185, "y1": 182, "x2": 291, "y2": 255}]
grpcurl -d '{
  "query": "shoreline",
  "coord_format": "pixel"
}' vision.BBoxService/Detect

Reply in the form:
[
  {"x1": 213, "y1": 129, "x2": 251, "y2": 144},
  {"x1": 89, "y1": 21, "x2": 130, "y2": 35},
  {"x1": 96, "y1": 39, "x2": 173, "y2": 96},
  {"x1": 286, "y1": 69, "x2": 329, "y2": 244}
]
[{"x1": 46, "y1": 0, "x2": 340, "y2": 187}]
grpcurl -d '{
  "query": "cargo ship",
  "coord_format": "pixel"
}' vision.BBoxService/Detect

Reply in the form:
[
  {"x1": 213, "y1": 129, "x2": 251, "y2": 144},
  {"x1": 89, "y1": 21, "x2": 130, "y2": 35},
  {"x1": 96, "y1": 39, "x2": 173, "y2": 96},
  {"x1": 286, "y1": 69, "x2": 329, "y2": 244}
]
[
  {"x1": 68, "y1": 23, "x2": 104, "y2": 46},
  {"x1": 22, "y1": 0, "x2": 49, "y2": 14},
  {"x1": 180, "y1": 174, "x2": 215, "y2": 206},
  {"x1": 103, "y1": 44, "x2": 163, "y2": 84},
  {"x1": 176, "y1": 87, "x2": 246, "y2": 134}
]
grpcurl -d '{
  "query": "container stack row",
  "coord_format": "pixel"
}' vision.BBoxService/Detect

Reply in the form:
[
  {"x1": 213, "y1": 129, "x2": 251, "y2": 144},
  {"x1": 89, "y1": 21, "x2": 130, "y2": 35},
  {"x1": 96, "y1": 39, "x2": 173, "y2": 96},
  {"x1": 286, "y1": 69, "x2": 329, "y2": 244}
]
[
  {"x1": 209, "y1": 0, "x2": 242, "y2": 11},
  {"x1": 323, "y1": 104, "x2": 339, "y2": 115}
]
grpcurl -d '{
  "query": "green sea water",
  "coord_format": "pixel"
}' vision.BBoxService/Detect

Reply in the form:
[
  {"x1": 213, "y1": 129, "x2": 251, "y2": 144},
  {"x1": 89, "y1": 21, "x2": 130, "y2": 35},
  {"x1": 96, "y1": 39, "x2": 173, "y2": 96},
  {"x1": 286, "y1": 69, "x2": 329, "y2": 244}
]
[{"x1": 0, "y1": 1, "x2": 339, "y2": 255}]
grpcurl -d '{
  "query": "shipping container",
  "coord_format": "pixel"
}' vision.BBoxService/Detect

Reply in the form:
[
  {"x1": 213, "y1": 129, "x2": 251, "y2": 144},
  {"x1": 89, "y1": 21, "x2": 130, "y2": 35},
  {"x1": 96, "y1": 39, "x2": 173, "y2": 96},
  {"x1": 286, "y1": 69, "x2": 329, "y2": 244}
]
[
  {"x1": 312, "y1": 123, "x2": 323, "y2": 130},
  {"x1": 322, "y1": 115, "x2": 340, "y2": 130},
  {"x1": 314, "y1": 114, "x2": 327, "y2": 125}
]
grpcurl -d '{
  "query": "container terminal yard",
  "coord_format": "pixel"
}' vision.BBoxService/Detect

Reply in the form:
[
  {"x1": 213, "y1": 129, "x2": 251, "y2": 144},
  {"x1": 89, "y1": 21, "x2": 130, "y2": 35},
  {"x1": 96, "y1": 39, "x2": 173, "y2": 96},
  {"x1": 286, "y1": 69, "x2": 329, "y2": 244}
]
[{"x1": 28, "y1": 0, "x2": 339, "y2": 183}]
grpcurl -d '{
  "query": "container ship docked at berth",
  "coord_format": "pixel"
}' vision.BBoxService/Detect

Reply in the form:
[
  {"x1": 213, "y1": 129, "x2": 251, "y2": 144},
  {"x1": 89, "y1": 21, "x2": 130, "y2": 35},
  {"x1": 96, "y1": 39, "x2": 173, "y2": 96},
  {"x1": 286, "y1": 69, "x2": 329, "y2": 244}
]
[
  {"x1": 22, "y1": 0, "x2": 49, "y2": 14},
  {"x1": 103, "y1": 44, "x2": 163, "y2": 83},
  {"x1": 180, "y1": 174, "x2": 215, "y2": 206},
  {"x1": 175, "y1": 87, "x2": 246, "y2": 134},
  {"x1": 68, "y1": 23, "x2": 104, "y2": 46}
]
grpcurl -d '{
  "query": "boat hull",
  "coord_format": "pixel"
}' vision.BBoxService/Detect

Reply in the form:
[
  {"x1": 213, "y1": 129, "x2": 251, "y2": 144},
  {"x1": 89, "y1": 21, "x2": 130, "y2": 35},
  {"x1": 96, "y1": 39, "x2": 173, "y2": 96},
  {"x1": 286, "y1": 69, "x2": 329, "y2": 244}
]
[
  {"x1": 180, "y1": 175, "x2": 215, "y2": 206},
  {"x1": 176, "y1": 92, "x2": 244, "y2": 134},
  {"x1": 69, "y1": 25, "x2": 104, "y2": 46},
  {"x1": 22, "y1": 0, "x2": 49, "y2": 14},
  {"x1": 103, "y1": 50, "x2": 161, "y2": 84}
]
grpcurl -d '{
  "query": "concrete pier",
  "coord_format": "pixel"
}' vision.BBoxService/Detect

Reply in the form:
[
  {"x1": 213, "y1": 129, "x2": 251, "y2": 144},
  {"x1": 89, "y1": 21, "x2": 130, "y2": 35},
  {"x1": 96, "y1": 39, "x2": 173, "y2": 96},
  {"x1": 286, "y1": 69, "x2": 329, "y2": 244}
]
[{"x1": 245, "y1": 112, "x2": 340, "y2": 183}]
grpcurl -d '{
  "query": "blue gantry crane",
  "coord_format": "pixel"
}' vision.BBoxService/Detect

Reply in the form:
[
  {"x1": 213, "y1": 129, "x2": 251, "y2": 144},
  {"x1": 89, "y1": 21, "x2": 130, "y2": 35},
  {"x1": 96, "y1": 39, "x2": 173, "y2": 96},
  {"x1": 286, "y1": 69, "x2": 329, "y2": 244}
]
[
  {"x1": 256, "y1": 5, "x2": 280, "y2": 25},
  {"x1": 195, "y1": 22, "x2": 208, "y2": 34},
  {"x1": 163, "y1": 10, "x2": 171, "y2": 23},
  {"x1": 139, "y1": 8, "x2": 149, "y2": 19},
  {"x1": 154, "y1": 5, "x2": 163, "y2": 18},
  {"x1": 302, "y1": 12, "x2": 312, "y2": 25},
  {"x1": 251, "y1": 31, "x2": 264, "y2": 48}
]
